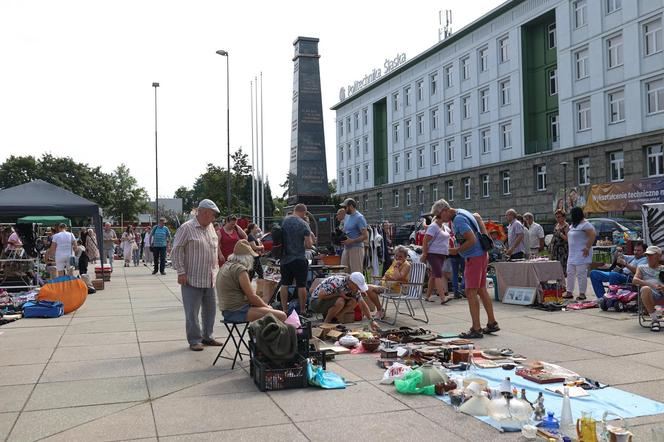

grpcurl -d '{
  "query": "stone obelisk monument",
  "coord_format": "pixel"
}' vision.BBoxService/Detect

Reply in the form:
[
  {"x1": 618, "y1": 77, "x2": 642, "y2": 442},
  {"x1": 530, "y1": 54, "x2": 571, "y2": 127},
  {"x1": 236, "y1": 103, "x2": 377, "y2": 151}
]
[{"x1": 287, "y1": 36, "x2": 334, "y2": 246}]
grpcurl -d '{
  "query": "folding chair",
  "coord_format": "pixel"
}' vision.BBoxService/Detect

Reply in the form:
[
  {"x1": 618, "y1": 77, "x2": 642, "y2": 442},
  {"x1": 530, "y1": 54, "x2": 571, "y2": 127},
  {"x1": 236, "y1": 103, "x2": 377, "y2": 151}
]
[
  {"x1": 637, "y1": 288, "x2": 664, "y2": 329},
  {"x1": 212, "y1": 320, "x2": 251, "y2": 369},
  {"x1": 377, "y1": 262, "x2": 429, "y2": 325}
]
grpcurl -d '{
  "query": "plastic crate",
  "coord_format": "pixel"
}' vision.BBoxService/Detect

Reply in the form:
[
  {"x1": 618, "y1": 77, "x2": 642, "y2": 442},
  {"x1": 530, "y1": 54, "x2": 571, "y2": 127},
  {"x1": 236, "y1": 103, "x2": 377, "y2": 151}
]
[
  {"x1": 296, "y1": 315, "x2": 312, "y2": 356},
  {"x1": 252, "y1": 354, "x2": 308, "y2": 392}
]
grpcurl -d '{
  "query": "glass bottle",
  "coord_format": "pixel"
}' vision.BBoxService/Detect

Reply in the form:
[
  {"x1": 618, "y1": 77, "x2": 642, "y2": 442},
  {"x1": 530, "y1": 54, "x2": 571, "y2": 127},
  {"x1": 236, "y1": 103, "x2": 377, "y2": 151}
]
[{"x1": 560, "y1": 387, "x2": 575, "y2": 439}]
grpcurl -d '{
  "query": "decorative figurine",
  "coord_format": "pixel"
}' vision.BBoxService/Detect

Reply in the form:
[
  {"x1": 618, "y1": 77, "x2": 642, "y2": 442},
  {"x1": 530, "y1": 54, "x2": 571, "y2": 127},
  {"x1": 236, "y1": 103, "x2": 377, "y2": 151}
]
[{"x1": 533, "y1": 392, "x2": 546, "y2": 421}]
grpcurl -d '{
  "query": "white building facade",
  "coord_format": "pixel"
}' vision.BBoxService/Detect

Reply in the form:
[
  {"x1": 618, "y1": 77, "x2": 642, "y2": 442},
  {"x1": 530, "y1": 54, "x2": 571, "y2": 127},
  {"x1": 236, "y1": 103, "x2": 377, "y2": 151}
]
[{"x1": 333, "y1": 0, "x2": 664, "y2": 222}]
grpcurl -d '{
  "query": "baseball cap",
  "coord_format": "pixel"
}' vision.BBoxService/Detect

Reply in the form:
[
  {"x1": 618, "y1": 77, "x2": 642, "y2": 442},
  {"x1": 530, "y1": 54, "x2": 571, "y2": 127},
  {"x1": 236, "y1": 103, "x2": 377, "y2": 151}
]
[
  {"x1": 233, "y1": 239, "x2": 258, "y2": 257},
  {"x1": 645, "y1": 245, "x2": 662, "y2": 255},
  {"x1": 340, "y1": 198, "x2": 356, "y2": 208},
  {"x1": 349, "y1": 272, "x2": 369, "y2": 292},
  {"x1": 198, "y1": 199, "x2": 220, "y2": 214}
]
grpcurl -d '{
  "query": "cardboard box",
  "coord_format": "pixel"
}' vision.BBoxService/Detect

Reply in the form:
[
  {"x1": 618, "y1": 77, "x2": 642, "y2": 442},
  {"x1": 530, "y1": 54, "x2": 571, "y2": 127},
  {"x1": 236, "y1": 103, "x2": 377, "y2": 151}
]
[
  {"x1": 255, "y1": 278, "x2": 278, "y2": 301},
  {"x1": 340, "y1": 311, "x2": 356, "y2": 324},
  {"x1": 92, "y1": 279, "x2": 105, "y2": 290}
]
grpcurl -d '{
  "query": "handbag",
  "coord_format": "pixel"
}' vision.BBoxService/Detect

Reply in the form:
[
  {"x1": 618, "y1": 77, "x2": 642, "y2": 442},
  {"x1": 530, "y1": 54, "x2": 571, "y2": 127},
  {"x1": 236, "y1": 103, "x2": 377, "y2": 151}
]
[{"x1": 459, "y1": 213, "x2": 493, "y2": 252}]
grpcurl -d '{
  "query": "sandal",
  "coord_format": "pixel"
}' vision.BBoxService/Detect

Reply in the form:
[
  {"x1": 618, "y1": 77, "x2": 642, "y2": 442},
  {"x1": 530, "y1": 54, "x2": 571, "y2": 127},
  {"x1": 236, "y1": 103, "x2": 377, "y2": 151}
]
[
  {"x1": 562, "y1": 292, "x2": 574, "y2": 299},
  {"x1": 458, "y1": 328, "x2": 484, "y2": 339},
  {"x1": 576, "y1": 294, "x2": 587, "y2": 301},
  {"x1": 424, "y1": 298, "x2": 435, "y2": 303},
  {"x1": 651, "y1": 320, "x2": 661, "y2": 332},
  {"x1": 440, "y1": 297, "x2": 450, "y2": 305},
  {"x1": 483, "y1": 322, "x2": 500, "y2": 334}
]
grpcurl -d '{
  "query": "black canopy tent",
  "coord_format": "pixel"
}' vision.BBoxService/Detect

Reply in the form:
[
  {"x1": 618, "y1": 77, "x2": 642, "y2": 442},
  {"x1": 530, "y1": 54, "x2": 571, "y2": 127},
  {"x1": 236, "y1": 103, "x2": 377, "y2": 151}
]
[{"x1": 0, "y1": 180, "x2": 105, "y2": 283}]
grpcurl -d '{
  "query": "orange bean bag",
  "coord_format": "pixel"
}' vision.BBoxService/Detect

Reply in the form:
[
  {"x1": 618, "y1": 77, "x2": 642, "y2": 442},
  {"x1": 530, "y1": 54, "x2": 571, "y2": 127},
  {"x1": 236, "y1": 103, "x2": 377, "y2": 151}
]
[{"x1": 38, "y1": 276, "x2": 87, "y2": 314}]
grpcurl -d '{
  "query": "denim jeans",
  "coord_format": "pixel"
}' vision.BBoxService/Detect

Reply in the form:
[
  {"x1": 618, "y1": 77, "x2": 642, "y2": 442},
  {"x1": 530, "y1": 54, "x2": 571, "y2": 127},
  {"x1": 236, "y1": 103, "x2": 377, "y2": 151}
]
[
  {"x1": 590, "y1": 270, "x2": 628, "y2": 298},
  {"x1": 152, "y1": 246, "x2": 167, "y2": 273},
  {"x1": 450, "y1": 256, "x2": 465, "y2": 292}
]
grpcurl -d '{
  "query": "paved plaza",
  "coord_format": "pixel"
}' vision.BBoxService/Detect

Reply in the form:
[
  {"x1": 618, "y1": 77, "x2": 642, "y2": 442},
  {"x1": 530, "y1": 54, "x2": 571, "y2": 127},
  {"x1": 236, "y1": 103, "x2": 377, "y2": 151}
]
[{"x1": 1, "y1": 264, "x2": 663, "y2": 441}]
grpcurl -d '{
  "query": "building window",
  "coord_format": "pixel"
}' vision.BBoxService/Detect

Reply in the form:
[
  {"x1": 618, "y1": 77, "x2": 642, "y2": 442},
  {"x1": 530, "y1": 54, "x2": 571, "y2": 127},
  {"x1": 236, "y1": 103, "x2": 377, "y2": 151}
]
[
  {"x1": 549, "y1": 69, "x2": 558, "y2": 96},
  {"x1": 405, "y1": 151, "x2": 412, "y2": 171},
  {"x1": 417, "y1": 185, "x2": 425, "y2": 206},
  {"x1": 377, "y1": 192, "x2": 383, "y2": 210},
  {"x1": 416, "y1": 80, "x2": 424, "y2": 101},
  {"x1": 576, "y1": 99, "x2": 591, "y2": 131},
  {"x1": 480, "y1": 88, "x2": 489, "y2": 113},
  {"x1": 347, "y1": 168, "x2": 352, "y2": 185},
  {"x1": 405, "y1": 188, "x2": 411, "y2": 206},
  {"x1": 445, "y1": 102, "x2": 454, "y2": 125},
  {"x1": 393, "y1": 123, "x2": 399, "y2": 143},
  {"x1": 548, "y1": 23, "x2": 557, "y2": 49},
  {"x1": 339, "y1": 171, "x2": 344, "y2": 187},
  {"x1": 417, "y1": 147, "x2": 425, "y2": 169},
  {"x1": 480, "y1": 128, "x2": 491, "y2": 154},
  {"x1": 339, "y1": 145, "x2": 344, "y2": 162},
  {"x1": 446, "y1": 181, "x2": 454, "y2": 201},
  {"x1": 500, "y1": 79, "x2": 511, "y2": 106},
  {"x1": 644, "y1": 19, "x2": 663, "y2": 56},
  {"x1": 607, "y1": 34, "x2": 623, "y2": 69},
  {"x1": 444, "y1": 65, "x2": 453, "y2": 88},
  {"x1": 479, "y1": 47, "x2": 488, "y2": 72},
  {"x1": 608, "y1": 89, "x2": 625, "y2": 123},
  {"x1": 498, "y1": 36, "x2": 509, "y2": 63},
  {"x1": 392, "y1": 92, "x2": 400, "y2": 112},
  {"x1": 463, "y1": 178, "x2": 471, "y2": 200},
  {"x1": 500, "y1": 122, "x2": 512, "y2": 149},
  {"x1": 550, "y1": 113, "x2": 560, "y2": 142},
  {"x1": 481, "y1": 175, "x2": 490, "y2": 198},
  {"x1": 363, "y1": 136, "x2": 368, "y2": 153},
  {"x1": 462, "y1": 96, "x2": 471, "y2": 119},
  {"x1": 463, "y1": 133, "x2": 472, "y2": 158},
  {"x1": 355, "y1": 167, "x2": 360, "y2": 184},
  {"x1": 646, "y1": 78, "x2": 664, "y2": 114},
  {"x1": 606, "y1": 0, "x2": 621, "y2": 14},
  {"x1": 363, "y1": 194, "x2": 368, "y2": 209},
  {"x1": 574, "y1": 0, "x2": 587, "y2": 28},
  {"x1": 393, "y1": 189, "x2": 400, "y2": 208},
  {"x1": 432, "y1": 143, "x2": 440, "y2": 165},
  {"x1": 502, "y1": 171, "x2": 511, "y2": 195},
  {"x1": 362, "y1": 108, "x2": 368, "y2": 125},
  {"x1": 575, "y1": 48, "x2": 589, "y2": 80},
  {"x1": 431, "y1": 108, "x2": 439, "y2": 130},
  {"x1": 404, "y1": 86, "x2": 411, "y2": 107},
  {"x1": 353, "y1": 113, "x2": 359, "y2": 130},
  {"x1": 430, "y1": 72, "x2": 438, "y2": 95},
  {"x1": 346, "y1": 116, "x2": 351, "y2": 132},
  {"x1": 364, "y1": 163, "x2": 369, "y2": 181},
  {"x1": 347, "y1": 143, "x2": 351, "y2": 160},
  {"x1": 338, "y1": 121, "x2": 343, "y2": 137},
  {"x1": 355, "y1": 139, "x2": 360, "y2": 156},
  {"x1": 609, "y1": 151, "x2": 624, "y2": 182},
  {"x1": 536, "y1": 165, "x2": 547, "y2": 191},
  {"x1": 405, "y1": 119, "x2": 412, "y2": 139},
  {"x1": 393, "y1": 154, "x2": 400, "y2": 174},
  {"x1": 461, "y1": 57, "x2": 470, "y2": 80},
  {"x1": 445, "y1": 139, "x2": 454, "y2": 162},
  {"x1": 647, "y1": 145, "x2": 664, "y2": 177},
  {"x1": 416, "y1": 113, "x2": 424, "y2": 135},
  {"x1": 430, "y1": 183, "x2": 438, "y2": 202},
  {"x1": 578, "y1": 156, "x2": 590, "y2": 186}
]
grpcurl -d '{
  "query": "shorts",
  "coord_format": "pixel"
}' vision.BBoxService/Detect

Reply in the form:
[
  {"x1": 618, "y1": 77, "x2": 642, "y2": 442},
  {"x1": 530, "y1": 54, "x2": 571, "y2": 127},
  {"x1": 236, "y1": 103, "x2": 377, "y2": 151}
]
[
  {"x1": 426, "y1": 253, "x2": 446, "y2": 278},
  {"x1": 464, "y1": 253, "x2": 489, "y2": 289},
  {"x1": 55, "y1": 256, "x2": 70, "y2": 272},
  {"x1": 222, "y1": 304, "x2": 250, "y2": 323},
  {"x1": 280, "y1": 259, "x2": 308, "y2": 288},
  {"x1": 651, "y1": 289, "x2": 664, "y2": 301},
  {"x1": 341, "y1": 247, "x2": 364, "y2": 273}
]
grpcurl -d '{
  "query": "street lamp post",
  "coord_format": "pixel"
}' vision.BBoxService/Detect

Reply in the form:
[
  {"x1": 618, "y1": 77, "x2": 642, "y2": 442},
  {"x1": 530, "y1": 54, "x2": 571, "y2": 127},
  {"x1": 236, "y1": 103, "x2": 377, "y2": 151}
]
[
  {"x1": 216, "y1": 49, "x2": 231, "y2": 214},
  {"x1": 152, "y1": 82, "x2": 160, "y2": 221},
  {"x1": 560, "y1": 161, "x2": 569, "y2": 212}
]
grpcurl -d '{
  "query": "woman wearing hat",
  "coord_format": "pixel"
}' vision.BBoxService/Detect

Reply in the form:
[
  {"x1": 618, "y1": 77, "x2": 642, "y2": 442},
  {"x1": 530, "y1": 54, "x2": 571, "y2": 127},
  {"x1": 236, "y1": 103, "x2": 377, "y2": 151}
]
[{"x1": 217, "y1": 239, "x2": 287, "y2": 323}]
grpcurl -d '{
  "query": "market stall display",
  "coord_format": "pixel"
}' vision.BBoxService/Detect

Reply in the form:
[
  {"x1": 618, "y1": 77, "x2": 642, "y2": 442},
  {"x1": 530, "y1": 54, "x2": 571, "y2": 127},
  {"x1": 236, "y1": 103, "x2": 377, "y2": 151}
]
[
  {"x1": 493, "y1": 260, "x2": 565, "y2": 301},
  {"x1": 38, "y1": 275, "x2": 87, "y2": 313}
]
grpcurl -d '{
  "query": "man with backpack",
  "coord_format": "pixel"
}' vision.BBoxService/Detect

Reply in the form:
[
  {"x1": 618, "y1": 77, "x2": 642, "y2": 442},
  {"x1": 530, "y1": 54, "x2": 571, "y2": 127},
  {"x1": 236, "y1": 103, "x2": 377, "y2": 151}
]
[
  {"x1": 278, "y1": 204, "x2": 315, "y2": 315},
  {"x1": 435, "y1": 199, "x2": 499, "y2": 339}
]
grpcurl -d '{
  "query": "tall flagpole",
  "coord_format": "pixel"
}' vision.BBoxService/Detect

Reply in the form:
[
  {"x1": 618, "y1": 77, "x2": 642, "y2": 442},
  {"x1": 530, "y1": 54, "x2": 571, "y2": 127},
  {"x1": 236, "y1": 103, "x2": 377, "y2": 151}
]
[
  {"x1": 250, "y1": 80, "x2": 256, "y2": 224},
  {"x1": 254, "y1": 75, "x2": 260, "y2": 229},
  {"x1": 260, "y1": 72, "x2": 265, "y2": 231}
]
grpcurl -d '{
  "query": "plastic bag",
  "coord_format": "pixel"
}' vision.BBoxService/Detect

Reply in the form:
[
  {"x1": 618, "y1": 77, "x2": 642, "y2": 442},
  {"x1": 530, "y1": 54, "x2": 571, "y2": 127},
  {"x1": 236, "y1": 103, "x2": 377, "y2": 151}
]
[
  {"x1": 380, "y1": 362, "x2": 412, "y2": 385},
  {"x1": 307, "y1": 363, "x2": 346, "y2": 389},
  {"x1": 284, "y1": 310, "x2": 302, "y2": 330},
  {"x1": 394, "y1": 369, "x2": 435, "y2": 395}
]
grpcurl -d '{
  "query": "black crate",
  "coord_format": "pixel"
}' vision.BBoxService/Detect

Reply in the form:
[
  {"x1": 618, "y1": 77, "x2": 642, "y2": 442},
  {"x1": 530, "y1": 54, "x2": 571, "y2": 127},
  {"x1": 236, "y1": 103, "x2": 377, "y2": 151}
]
[
  {"x1": 296, "y1": 315, "x2": 312, "y2": 355},
  {"x1": 252, "y1": 354, "x2": 308, "y2": 392}
]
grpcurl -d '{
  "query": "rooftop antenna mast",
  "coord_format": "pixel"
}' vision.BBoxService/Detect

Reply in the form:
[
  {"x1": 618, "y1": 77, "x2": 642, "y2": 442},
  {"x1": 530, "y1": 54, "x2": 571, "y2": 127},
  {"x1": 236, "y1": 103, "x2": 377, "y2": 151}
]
[{"x1": 438, "y1": 9, "x2": 453, "y2": 41}]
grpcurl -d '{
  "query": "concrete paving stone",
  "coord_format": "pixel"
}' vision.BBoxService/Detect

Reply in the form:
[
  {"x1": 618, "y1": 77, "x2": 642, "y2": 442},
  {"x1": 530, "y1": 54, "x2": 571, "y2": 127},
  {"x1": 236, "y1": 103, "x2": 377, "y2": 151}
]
[
  {"x1": 137, "y1": 329, "x2": 189, "y2": 343},
  {"x1": 25, "y1": 376, "x2": 149, "y2": 410},
  {"x1": 369, "y1": 381, "x2": 442, "y2": 409},
  {"x1": 0, "y1": 412, "x2": 18, "y2": 441},
  {"x1": 0, "y1": 347, "x2": 53, "y2": 366},
  {"x1": 416, "y1": 405, "x2": 522, "y2": 441},
  {"x1": 335, "y1": 356, "x2": 385, "y2": 381},
  {"x1": 134, "y1": 319, "x2": 186, "y2": 332},
  {"x1": 72, "y1": 308, "x2": 134, "y2": 318},
  {"x1": 58, "y1": 331, "x2": 138, "y2": 347},
  {"x1": 0, "y1": 316, "x2": 71, "y2": 328},
  {"x1": 564, "y1": 357, "x2": 664, "y2": 385},
  {"x1": 51, "y1": 342, "x2": 141, "y2": 362},
  {"x1": 0, "y1": 327, "x2": 65, "y2": 350},
  {"x1": 66, "y1": 317, "x2": 136, "y2": 334},
  {"x1": 165, "y1": 368, "x2": 257, "y2": 398},
  {"x1": 8, "y1": 402, "x2": 136, "y2": 441},
  {"x1": 0, "y1": 385, "x2": 33, "y2": 412},
  {"x1": 624, "y1": 350, "x2": 664, "y2": 369},
  {"x1": 146, "y1": 369, "x2": 224, "y2": 398},
  {"x1": 152, "y1": 392, "x2": 289, "y2": 436},
  {"x1": 299, "y1": 409, "x2": 459, "y2": 442},
  {"x1": 0, "y1": 363, "x2": 45, "y2": 386},
  {"x1": 323, "y1": 361, "x2": 364, "y2": 382},
  {"x1": 133, "y1": 312, "x2": 184, "y2": 323},
  {"x1": 160, "y1": 424, "x2": 307, "y2": 442},
  {"x1": 141, "y1": 340, "x2": 217, "y2": 375},
  {"x1": 268, "y1": 381, "x2": 408, "y2": 422},
  {"x1": 616, "y1": 379, "x2": 664, "y2": 403},
  {"x1": 628, "y1": 422, "x2": 664, "y2": 441},
  {"x1": 41, "y1": 357, "x2": 145, "y2": 382},
  {"x1": 41, "y1": 402, "x2": 157, "y2": 442}
]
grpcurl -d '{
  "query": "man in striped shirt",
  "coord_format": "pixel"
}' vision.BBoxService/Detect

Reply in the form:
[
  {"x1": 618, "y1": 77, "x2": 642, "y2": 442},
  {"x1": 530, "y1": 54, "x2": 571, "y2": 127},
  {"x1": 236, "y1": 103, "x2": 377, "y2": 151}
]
[{"x1": 171, "y1": 199, "x2": 222, "y2": 351}]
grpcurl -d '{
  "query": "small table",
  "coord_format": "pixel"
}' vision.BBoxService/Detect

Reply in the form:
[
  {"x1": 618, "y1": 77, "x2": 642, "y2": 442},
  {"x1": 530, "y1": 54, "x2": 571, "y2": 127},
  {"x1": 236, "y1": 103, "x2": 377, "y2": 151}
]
[{"x1": 493, "y1": 260, "x2": 565, "y2": 301}]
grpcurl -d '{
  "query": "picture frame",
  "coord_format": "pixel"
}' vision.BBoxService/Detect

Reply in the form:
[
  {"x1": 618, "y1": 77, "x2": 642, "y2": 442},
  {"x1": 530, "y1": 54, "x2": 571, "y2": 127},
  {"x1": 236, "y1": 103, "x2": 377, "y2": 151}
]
[{"x1": 502, "y1": 287, "x2": 537, "y2": 305}]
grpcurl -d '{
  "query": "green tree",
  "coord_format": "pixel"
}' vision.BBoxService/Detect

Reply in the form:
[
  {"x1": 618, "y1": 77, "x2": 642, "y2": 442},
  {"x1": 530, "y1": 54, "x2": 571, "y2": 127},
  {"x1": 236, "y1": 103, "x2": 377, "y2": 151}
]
[
  {"x1": 0, "y1": 155, "x2": 39, "y2": 189},
  {"x1": 174, "y1": 186, "x2": 196, "y2": 213},
  {"x1": 106, "y1": 164, "x2": 150, "y2": 220}
]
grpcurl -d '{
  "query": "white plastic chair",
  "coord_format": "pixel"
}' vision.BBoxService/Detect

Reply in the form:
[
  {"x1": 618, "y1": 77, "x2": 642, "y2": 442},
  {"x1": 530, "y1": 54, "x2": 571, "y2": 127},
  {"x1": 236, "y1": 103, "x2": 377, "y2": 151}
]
[{"x1": 377, "y1": 261, "x2": 429, "y2": 325}]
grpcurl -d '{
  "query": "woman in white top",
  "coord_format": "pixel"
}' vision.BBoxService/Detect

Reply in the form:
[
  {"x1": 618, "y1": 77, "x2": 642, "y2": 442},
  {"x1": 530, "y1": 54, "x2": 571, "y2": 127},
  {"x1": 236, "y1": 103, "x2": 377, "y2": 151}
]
[
  {"x1": 565, "y1": 207, "x2": 596, "y2": 301},
  {"x1": 142, "y1": 227, "x2": 153, "y2": 266},
  {"x1": 120, "y1": 225, "x2": 137, "y2": 268},
  {"x1": 421, "y1": 204, "x2": 452, "y2": 304},
  {"x1": 46, "y1": 223, "x2": 78, "y2": 276}
]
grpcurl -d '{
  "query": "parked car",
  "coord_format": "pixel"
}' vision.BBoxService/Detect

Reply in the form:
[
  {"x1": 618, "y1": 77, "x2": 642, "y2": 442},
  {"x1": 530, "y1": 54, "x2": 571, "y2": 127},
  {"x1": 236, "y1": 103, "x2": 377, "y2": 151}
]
[
  {"x1": 613, "y1": 218, "x2": 643, "y2": 235},
  {"x1": 260, "y1": 232, "x2": 273, "y2": 252},
  {"x1": 587, "y1": 218, "x2": 632, "y2": 241},
  {"x1": 395, "y1": 223, "x2": 416, "y2": 245}
]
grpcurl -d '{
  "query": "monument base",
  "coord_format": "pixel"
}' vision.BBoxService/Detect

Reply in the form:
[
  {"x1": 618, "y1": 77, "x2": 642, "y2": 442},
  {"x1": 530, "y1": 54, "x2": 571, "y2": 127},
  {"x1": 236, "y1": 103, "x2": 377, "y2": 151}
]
[{"x1": 285, "y1": 204, "x2": 336, "y2": 251}]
